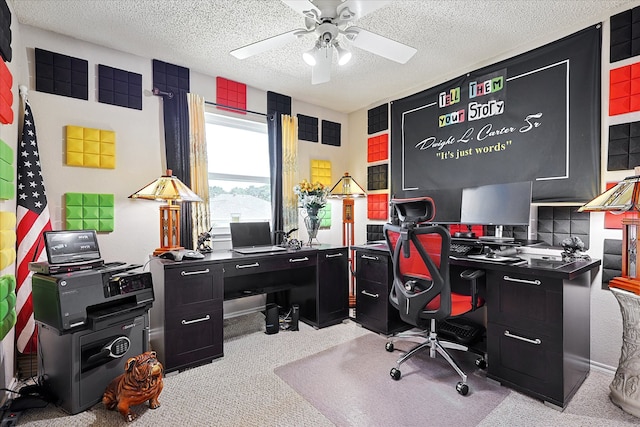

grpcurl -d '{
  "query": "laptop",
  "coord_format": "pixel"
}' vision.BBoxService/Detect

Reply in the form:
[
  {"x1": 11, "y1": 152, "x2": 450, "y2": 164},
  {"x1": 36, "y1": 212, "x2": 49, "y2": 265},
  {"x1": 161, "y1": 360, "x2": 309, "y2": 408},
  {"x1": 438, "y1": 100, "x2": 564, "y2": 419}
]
[
  {"x1": 43, "y1": 229, "x2": 104, "y2": 265},
  {"x1": 230, "y1": 222, "x2": 287, "y2": 255}
]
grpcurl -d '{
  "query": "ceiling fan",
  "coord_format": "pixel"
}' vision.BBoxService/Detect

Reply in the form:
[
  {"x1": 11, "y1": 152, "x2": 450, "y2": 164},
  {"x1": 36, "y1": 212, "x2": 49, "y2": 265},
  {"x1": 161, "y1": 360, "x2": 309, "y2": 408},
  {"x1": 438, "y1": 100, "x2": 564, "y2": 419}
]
[{"x1": 230, "y1": 0, "x2": 417, "y2": 84}]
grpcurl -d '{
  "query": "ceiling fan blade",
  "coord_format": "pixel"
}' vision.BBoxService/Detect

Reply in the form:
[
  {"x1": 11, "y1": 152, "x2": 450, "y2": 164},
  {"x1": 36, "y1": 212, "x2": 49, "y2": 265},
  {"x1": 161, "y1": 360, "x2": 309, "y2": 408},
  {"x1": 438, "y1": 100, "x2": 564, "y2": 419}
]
[
  {"x1": 345, "y1": 26, "x2": 417, "y2": 64},
  {"x1": 312, "y1": 46, "x2": 332, "y2": 85},
  {"x1": 281, "y1": 0, "x2": 320, "y2": 19},
  {"x1": 230, "y1": 30, "x2": 301, "y2": 60},
  {"x1": 337, "y1": 0, "x2": 391, "y2": 21}
]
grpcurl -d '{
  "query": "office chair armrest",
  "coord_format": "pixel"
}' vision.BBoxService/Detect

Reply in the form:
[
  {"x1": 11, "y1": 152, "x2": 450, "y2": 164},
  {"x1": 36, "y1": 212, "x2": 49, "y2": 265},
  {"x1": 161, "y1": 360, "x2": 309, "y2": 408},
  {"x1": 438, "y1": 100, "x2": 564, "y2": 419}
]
[{"x1": 460, "y1": 269, "x2": 484, "y2": 310}]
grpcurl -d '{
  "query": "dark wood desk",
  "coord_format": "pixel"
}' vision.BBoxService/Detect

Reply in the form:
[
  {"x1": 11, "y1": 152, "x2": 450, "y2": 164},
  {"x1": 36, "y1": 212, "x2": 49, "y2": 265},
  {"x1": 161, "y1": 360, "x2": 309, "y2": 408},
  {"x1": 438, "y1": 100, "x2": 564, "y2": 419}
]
[
  {"x1": 353, "y1": 243, "x2": 601, "y2": 410},
  {"x1": 149, "y1": 245, "x2": 349, "y2": 374}
]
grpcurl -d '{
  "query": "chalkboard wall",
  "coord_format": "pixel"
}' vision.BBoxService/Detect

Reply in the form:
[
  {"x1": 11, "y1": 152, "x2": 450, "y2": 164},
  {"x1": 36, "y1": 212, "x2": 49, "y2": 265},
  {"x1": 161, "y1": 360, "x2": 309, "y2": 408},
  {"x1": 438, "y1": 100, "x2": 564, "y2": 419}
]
[{"x1": 391, "y1": 26, "x2": 601, "y2": 203}]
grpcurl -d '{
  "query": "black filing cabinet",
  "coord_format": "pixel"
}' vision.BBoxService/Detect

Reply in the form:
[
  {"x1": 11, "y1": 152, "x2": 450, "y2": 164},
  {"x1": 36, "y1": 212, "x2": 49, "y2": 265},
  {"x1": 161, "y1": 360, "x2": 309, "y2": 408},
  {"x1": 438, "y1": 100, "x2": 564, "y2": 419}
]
[
  {"x1": 485, "y1": 269, "x2": 590, "y2": 409},
  {"x1": 354, "y1": 248, "x2": 409, "y2": 334},
  {"x1": 316, "y1": 248, "x2": 350, "y2": 327},
  {"x1": 150, "y1": 260, "x2": 224, "y2": 374}
]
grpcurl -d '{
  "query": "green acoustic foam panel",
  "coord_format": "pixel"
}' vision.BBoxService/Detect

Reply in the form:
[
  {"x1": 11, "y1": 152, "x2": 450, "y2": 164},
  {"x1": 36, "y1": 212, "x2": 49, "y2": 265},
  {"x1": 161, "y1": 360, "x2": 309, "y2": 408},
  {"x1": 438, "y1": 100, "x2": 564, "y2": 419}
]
[
  {"x1": 216, "y1": 77, "x2": 246, "y2": 113},
  {"x1": 267, "y1": 91, "x2": 291, "y2": 115},
  {"x1": 0, "y1": 138, "x2": 13, "y2": 199},
  {"x1": 298, "y1": 114, "x2": 318, "y2": 142},
  {"x1": 367, "y1": 193, "x2": 388, "y2": 220},
  {"x1": 321, "y1": 120, "x2": 341, "y2": 147},
  {"x1": 98, "y1": 64, "x2": 142, "y2": 110},
  {"x1": 152, "y1": 59, "x2": 190, "y2": 95},
  {"x1": 367, "y1": 103, "x2": 389, "y2": 134},
  {"x1": 320, "y1": 204, "x2": 331, "y2": 229},
  {"x1": 35, "y1": 48, "x2": 88, "y2": 100},
  {"x1": 0, "y1": 274, "x2": 16, "y2": 341},
  {"x1": 610, "y1": 6, "x2": 640, "y2": 63},
  {"x1": 0, "y1": 0, "x2": 11, "y2": 62},
  {"x1": 65, "y1": 192, "x2": 114, "y2": 232}
]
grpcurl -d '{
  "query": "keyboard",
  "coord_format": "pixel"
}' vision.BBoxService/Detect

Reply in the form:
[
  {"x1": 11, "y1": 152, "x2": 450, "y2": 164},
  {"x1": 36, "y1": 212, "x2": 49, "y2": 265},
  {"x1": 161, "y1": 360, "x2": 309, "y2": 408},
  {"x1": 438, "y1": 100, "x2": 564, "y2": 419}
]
[
  {"x1": 450, "y1": 243, "x2": 475, "y2": 256},
  {"x1": 437, "y1": 318, "x2": 485, "y2": 345}
]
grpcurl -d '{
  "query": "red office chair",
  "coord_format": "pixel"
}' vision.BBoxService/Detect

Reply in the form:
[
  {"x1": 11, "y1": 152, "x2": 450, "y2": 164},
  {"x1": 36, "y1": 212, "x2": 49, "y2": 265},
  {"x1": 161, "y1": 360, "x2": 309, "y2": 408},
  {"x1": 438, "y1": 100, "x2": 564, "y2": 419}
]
[{"x1": 383, "y1": 197, "x2": 486, "y2": 395}]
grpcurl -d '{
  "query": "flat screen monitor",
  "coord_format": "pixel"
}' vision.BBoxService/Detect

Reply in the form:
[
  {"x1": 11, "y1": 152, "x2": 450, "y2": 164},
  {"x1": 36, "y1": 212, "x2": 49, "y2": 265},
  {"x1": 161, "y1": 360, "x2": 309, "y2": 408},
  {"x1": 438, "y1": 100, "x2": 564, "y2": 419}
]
[
  {"x1": 44, "y1": 229, "x2": 102, "y2": 265},
  {"x1": 460, "y1": 181, "x2": 532, "y2": 226},
  {"x1": 230, "y1": 222, "x2": 272, "y2": 248},
  {"x1": 427, "y1": 188, "x2": 463, "y2": 224}
]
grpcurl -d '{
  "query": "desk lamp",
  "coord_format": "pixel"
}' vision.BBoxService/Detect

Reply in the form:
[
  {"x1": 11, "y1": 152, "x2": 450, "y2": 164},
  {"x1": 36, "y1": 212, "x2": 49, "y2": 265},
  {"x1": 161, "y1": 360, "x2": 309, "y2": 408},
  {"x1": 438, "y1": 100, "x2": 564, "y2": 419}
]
[
  {"x1": 329, "y1": 172, "x2": 366, "y2": 307},
  {"x1": 129, "y1": 169, "x2": 202, "y2": 256},
  {"x1": 579, "y1": 172, "x2": 640, "y2": 416}
]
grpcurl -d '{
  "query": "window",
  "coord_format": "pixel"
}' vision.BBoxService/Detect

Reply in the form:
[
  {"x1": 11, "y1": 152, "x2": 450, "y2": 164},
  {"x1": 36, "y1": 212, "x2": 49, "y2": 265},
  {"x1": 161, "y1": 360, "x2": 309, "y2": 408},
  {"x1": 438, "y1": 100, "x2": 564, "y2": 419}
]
[{"x1": 205, "y1": 111, "x2": 271, "y2": 227}]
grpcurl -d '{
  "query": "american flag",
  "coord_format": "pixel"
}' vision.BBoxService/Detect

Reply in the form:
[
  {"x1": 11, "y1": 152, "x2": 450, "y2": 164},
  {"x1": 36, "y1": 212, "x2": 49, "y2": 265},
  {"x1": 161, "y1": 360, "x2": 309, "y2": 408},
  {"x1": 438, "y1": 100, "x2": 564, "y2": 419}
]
[{"x1": 15, "y1": 99, "x2": 51, "y2": 354}]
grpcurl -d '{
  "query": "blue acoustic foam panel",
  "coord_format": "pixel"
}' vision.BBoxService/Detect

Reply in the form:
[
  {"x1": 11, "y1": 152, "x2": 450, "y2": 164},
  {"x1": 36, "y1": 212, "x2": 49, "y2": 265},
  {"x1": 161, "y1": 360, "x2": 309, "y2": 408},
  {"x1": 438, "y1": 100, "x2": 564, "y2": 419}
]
[
  {"x1": 0, "y1": 0, "x2": 11, "y2": 62},
  {"x1": 297, "y1": 114, "x2": 318, "y2": 142},
  {"x1": 608, "y1": 121, "x2": 640, "y2": 170},
  {"x1": 321, "y1": 120, "x2": 341, "y2": 147},
  {"x1": 152, "y1": 59, "x2": 189, "y2": 95},
  {"x1": 98, "y1": 64, "x2": 142, "y2": 110},
  {"x1": 610, "y1": 6, "x2": 640, "y2": 63},
  {"x1": 35, "y1": 48, "x2": 88, "y2": 100},
  {"x1": 267, "y1": 91, "x2": 291, "y2": 115},
  {"x1": 367, "y1": 103, "x2": 389, "y2": 135}
]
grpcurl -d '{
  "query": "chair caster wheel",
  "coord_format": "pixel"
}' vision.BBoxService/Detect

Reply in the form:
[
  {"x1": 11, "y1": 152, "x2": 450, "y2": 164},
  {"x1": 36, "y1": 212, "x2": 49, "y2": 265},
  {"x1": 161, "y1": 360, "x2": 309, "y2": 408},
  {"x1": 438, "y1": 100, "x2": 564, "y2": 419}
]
[
  {"x1": 390, "y1": 367, "x2": 401, "y2": 380},
  {"x1": 385, "y1": 342, "x2": 394, "y2": 352},
  {"x1": 456, "y1": 382, "x2": 469, "y2": 395},
  {"x1": 475, "y1": 357, "x2": 487, "y2": 369}
]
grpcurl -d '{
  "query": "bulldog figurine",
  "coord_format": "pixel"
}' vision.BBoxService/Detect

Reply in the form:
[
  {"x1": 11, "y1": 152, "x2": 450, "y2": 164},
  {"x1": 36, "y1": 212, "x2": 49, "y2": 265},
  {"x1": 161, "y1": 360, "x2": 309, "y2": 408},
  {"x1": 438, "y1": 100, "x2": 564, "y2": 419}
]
[{"x1": 103, "y1": 351, "x2": 164, "y2": 422}]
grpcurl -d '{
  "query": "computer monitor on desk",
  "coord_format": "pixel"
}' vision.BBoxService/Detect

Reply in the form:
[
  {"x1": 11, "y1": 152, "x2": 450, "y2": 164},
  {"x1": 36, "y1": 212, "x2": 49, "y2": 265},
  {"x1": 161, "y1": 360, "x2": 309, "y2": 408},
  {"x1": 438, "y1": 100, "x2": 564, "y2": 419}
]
[{"x1": 460, "y1": 181, "x2": 533, "y2": 243}]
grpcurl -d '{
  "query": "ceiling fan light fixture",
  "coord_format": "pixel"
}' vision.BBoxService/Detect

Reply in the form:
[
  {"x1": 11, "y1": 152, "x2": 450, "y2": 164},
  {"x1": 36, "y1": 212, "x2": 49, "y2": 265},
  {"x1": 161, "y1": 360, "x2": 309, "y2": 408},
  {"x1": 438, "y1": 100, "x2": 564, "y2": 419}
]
[{"x1": 335, "y1": 42, "x2": 352, "y2": 66}]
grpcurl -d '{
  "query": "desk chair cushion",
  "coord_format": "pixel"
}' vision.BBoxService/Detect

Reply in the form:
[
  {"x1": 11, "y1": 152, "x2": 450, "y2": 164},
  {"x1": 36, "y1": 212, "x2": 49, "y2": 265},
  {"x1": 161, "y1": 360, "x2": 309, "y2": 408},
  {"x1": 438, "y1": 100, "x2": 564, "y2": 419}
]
[{"x1": 425, "y1": 293, "x2": 485, "y2": 317}]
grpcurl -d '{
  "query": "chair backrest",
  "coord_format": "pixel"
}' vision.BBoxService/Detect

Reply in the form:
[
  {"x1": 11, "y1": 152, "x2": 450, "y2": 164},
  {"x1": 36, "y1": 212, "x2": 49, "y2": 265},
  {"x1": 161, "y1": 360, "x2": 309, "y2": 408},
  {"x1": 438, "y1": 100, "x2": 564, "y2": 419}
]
[{"x1": 384, "y1": 197, "x2": 452, "y2": 325}]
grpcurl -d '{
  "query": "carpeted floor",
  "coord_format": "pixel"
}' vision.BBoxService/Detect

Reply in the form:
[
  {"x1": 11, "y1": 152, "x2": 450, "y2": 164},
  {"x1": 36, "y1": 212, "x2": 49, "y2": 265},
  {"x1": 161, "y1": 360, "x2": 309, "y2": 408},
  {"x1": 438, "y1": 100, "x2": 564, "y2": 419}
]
[{"x1": 11, "y1": 314, "x2": 640, "y2": 426}]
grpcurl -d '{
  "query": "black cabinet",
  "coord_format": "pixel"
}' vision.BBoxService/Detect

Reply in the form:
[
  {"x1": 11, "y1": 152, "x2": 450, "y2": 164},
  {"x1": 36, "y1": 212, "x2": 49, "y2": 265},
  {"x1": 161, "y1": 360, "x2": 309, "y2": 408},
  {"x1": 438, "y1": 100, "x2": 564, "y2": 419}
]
[
  {"x1": 150, "y1": 261, "x2": 224, "y2": 374},
  {"x1": 485, "y1": 270, "x2": 591, "y2": 409},
  {"x1": 354, "y1": 248, "x2": 408, "y2": 335},
  {"x1": 316, "y1": 248, "x2": 349, "y2": 328}
]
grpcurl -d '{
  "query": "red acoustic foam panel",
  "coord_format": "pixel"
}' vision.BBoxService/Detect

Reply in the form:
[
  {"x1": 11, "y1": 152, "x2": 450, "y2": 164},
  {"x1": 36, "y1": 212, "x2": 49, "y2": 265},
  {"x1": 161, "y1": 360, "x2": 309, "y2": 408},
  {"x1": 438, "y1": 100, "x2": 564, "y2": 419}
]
[
  {"x1": 216, "y1": 77, "x2": 246, "y2": 114},
  {"x1": 0, "y1": 59, "x2": 13, "y2": 124},
  {"x1": 367, "y1": 134, "x2": 388, "y2": 162},
  {"x1": 604, "y1": 181, "x2": 636, "y2": 229},
  {"x1": 367, "y1": 193, "x2": 388, "y2": 220},
  {"x1": 610, "y1": 62, "x2": 640, "y2": 116}
]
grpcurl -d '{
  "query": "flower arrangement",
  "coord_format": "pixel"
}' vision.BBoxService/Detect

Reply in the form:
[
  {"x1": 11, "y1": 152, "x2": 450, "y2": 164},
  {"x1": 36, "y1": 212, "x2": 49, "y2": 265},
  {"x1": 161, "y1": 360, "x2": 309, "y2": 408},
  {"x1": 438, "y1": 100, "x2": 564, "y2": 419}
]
[{"x1": 293, "y1": 179, "x2": 330, "y2": 213}]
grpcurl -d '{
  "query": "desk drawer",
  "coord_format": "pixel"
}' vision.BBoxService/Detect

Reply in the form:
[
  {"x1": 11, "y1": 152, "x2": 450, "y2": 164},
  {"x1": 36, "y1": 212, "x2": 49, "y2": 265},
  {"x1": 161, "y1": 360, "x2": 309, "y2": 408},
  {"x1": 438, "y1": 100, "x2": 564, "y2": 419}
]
[
  {"x1": 165, "y1": 264, "x2": 222, "y2": 310},
  {"x1": 223, "y1": 254, "x2": 316, "y2": 277},
  {"x1": 356, "y1": 251, "x2": 389, "y2": 284},
  {"x1": 356, "y1": 279, "x2": 390, "y2": 333}
]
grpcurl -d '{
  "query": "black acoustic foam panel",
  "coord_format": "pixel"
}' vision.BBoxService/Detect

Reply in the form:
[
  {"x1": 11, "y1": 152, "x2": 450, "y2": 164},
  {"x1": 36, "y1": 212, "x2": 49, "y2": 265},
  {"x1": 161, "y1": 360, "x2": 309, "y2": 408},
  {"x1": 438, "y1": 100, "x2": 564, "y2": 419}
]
[
  {"x1": 602, "y1": 239, "x2": 622, "y2": 290},
  {"x1": 368, "y1": 103, "x2": 388, "y2": 135},
  {"x1": 0, "y1": 0, "x2": 11, "y2": 62},
  {"x1": 152, "y1": 59, "x2": 189, "y2": 95},
  {"x1": 98, "y1": 64, "x2": 142, "y2": 110},
  {"x1": 608, "y1": 121, "x2": 640, "y2": 171},
  {"x1": 610, "y1": 6, "x2": 640, "y2": 63},
  {"x1": 321, "y1": 120, "x2": 341, "y2": 147},
  {"x1": 267, "y1": 91, "x2": 291, "y2": 115},
  {"x1": 367, "y1": 164, "x2": 388, "y2": 191},
  {"x1": 366, "y1": 224, "x2": 384, "y2": 243},
  {"x1": 298, "y1": 114, "x2": 318, "y2": 142},
  {"x1": 35, "y1": 48, "x2": 88, "y2": 100},
  {"x1": 537, "y1": 206, "x2": 590, "y2": 249}
]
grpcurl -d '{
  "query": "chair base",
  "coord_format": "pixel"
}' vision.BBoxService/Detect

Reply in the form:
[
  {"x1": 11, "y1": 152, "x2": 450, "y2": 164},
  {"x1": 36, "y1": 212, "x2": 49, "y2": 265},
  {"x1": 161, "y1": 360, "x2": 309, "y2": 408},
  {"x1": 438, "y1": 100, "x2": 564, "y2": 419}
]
[{"x1": 386, "y1": 319, "x2": 486, "y2": 395}]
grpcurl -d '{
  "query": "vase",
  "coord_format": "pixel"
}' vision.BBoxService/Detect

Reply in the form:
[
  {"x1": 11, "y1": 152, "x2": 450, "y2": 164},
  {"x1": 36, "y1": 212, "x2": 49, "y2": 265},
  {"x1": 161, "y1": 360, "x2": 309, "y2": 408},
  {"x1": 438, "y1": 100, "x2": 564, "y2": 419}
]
[{"x1": 303, "y1": 207, "x2": 323, "y2": 246}]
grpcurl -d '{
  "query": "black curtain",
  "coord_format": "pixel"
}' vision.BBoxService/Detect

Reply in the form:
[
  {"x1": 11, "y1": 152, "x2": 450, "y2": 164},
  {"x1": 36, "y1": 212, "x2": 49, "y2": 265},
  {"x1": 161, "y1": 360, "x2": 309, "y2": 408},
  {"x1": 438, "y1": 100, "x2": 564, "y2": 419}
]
[
  {"x1": 267, "y1": 112, "x2": 284, "y2": 243},
  {"x1": 161, "y1": 89, "x2": 193, "y2": 248}
]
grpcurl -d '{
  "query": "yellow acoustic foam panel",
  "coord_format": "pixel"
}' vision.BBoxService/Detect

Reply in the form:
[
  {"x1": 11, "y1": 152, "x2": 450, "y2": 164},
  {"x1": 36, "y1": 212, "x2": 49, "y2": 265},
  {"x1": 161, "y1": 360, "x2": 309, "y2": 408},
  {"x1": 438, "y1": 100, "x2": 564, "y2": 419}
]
[
  {"x1": 0, "y1": 211, "x2": 16, "y2": 270},
  {"x1": 66, "y1": 125, "x2": 115, "y2": 168},
  {"x1": 310, "y1": 159, "x2": 332, "y2": 187}
]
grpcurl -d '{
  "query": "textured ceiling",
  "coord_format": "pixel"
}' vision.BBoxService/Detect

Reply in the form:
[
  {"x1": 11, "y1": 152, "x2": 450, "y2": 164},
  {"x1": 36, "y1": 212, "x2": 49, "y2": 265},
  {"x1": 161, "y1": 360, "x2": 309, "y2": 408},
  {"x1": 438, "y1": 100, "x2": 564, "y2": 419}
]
[{"x1": 10, "y1": 0, "x2": 640, "y2": 113}]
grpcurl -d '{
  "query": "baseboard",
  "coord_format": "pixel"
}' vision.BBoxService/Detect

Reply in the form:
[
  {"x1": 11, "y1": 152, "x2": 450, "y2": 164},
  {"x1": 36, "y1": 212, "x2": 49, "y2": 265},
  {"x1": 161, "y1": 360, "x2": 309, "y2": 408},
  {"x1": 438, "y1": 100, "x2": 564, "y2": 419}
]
[{"x1": 591, "y1": 361, "x2": 616, "y2": 375}]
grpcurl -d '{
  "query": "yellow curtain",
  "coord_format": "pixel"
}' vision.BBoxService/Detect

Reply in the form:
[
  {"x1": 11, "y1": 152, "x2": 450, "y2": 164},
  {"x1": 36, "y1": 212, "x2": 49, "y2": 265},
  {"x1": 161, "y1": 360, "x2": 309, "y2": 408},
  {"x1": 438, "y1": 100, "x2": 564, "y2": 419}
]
[
  {"x1": 187, "y1": 93, "x2": 210, "y2": 249},
  {"x1": 282, "y1": 115, "x2": 298, "y2": 234}
]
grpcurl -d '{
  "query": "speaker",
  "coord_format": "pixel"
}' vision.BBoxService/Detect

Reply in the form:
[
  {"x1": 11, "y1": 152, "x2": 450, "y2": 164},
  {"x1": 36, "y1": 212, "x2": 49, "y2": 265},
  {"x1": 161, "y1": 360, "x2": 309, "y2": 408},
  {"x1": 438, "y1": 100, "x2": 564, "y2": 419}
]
[
  {"x1": 290, "y1": 304, "x2": 299, "y2": 331},
  {"x1": 265, "y1": 303, "x2": 279, "y2": 335}
]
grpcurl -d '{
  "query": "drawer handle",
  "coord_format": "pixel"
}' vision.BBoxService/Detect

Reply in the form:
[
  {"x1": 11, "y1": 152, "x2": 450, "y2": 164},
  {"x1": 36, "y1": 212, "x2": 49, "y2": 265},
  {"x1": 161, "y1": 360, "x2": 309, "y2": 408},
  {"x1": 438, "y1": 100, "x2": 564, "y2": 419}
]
[
  {"x1": 361, "y1": 290, "x2": 380, "y2": 298},
  {"x1": 236, "y1": 262, "x2": 260, "y2": 269},
  {"x1": 289, "y1": 257, "x2": 309, "y2": 263},
  {"x1": 361, "y1": 254, "x2": 379, "y2": 261},
  {"x1": 181, "y1": 268, "x2": 210, "y2": 276},
  {"x1": 503, "y1": 275, "x2": 541, "y2": 286},
  {"x1": 325, "y1": 253, "x2": 343, "y2": 258},
  {"x1": 504, "y1": 330, "x2": 542, "y2": 345},
  {"x1": 182, "y1": 315, "x2": 211, "y2": 325}
]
